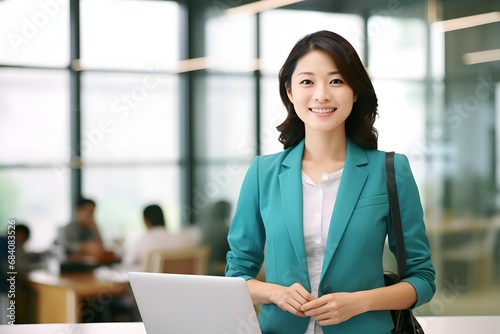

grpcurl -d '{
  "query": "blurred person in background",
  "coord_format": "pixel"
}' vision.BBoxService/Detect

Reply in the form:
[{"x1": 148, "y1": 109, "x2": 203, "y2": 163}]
[
  {"x1": 59, "y1": 198, "x2": 104, "y2": 262},
  {"x1": 14, "y1": 224, "x2": 34, "y2": 275},
  {"x1": 122, "y1": 204, "x2": 195, "y2": 269}
]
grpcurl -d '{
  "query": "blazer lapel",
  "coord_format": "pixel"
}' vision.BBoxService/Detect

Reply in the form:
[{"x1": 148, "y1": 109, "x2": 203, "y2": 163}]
[
  {"x1": 279, "y1": 141, "x2": 309, "y2": 277},
  {"x1": 321, "y1": 140, "x2": 369, "y2": 279}
]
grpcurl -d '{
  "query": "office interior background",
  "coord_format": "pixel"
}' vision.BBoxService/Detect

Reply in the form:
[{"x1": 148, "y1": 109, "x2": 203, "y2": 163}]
[{"x1": 0, "y1": 0, "x2": 499, "y2": 322}]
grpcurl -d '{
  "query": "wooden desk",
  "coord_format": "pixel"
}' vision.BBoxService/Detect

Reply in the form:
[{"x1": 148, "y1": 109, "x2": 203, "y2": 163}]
[
  {"x1": 27, "y1": 269, "x2": 128, "y2": 323},
  {"x1": 1, "y1": 317, "x2": 500, "y2": 333}
]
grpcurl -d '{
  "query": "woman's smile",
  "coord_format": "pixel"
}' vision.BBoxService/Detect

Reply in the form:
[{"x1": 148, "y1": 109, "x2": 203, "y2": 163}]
[{"x1": 310, "y1": 107, "x2": 337, "y2": 114}]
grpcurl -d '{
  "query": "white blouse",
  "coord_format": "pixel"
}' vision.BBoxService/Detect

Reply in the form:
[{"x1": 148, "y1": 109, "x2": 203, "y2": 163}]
[{"x1": 302, "y1": 169, "x2": 343, "y2": 334}]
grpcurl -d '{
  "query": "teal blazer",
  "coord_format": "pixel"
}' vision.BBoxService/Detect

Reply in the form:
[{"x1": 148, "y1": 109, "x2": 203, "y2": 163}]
[{"x1": 226, "y1": 139, "x2": 436, "y2": 334}]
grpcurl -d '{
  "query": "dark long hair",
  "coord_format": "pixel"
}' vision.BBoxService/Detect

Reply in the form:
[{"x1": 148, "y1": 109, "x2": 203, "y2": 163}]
[{"x1": 277, "y1": 30, "x2": 378, "y2": 150}]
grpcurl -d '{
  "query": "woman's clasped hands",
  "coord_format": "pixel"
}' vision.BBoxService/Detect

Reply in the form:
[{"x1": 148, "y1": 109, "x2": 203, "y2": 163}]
[{"x1": 273, "y1": 283, "x2": 366, "y2": 326}]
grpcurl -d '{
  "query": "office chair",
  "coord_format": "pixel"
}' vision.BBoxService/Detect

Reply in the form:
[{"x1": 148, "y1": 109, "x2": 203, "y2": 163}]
[{"x1": 144, "y1": 246, "x2": 211, "y2": 275}]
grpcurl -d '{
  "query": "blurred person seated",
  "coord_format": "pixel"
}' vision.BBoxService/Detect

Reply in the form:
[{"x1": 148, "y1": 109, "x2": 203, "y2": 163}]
[
  {"x1": 122, "y1": 204, "x2": 196, "y2": 270},
  {"x1": 114, "y1": 204, "x2": 197, "y2": 322},
  {"x1": 13, "y1": 223, "x2": 37, "y2": 323},
  {"x1": 59, "y1": 198, "x2": 105, "y2": 262},
  {"x1": 14, "y1": 223, "x2": 37, "y2": 275},
  {"x1": 199, "y1": 200, "x2": 232, "y2": 275},
  {"x1": 0, "y1": 222, "x2": 39, "y2": 276},
  {"x1": 0, "y1": 222, "x2": 37, "y2": 323}
]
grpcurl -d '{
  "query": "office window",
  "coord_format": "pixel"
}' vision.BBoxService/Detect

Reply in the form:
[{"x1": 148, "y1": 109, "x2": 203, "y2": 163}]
[
  {"x1": 193, "y1": 74, "x2": 256, "y2": 161},
  {"x1": 206, "y1": 13, "x2": 256, "y2": 72},
  {"x1": 80, "y1": 0, "x2": 180, "y2": 71},
  {"x1": 0, "y1": 169, "x2": 70, "y2": 251},
  {"x1": 260, "y1": 76, "x2": 287, "y2": 155},
  {"x1": 0, "y1": 0, "x2": 69, "y2": 67},
  {"x1": 0, "y1": 0, "x2": 183, "y2": 253},
  {"x1": 76, "y1": 0, "x2": 183, "y2": 245},
  {"x1": 195, "y1": 13, "x2": 258, "y2": 224},
  {"x1": 374, "y1": 80, "x2": 426, "y2": 184},
  {"x1": 83, "y1": 167, "x2": 181, "y2": 243},
  {"x1": 81, "y1": 72, "x2": 179, "y2": 163},
  {"x1": 260, "y1": 10, "x2": 365, "y2": 75},
  {"x1": 368, "y1": 16, "x2": 428, "y2": 191},
  {"x1": 368, "y1": 16, "x2": 427, "y2": 79},
  {"x1": 81, "y1": 69, "x2": 182, "y2": 243},
  {"x1": 0, "y1": 68, "x2": 69, "y2": 251},
  {"x1": 0, "y1": 69, "x2": 69, "y2": 164},
  {"x1": 192, "y1": 163, "x2": 249, "y2": 222}
]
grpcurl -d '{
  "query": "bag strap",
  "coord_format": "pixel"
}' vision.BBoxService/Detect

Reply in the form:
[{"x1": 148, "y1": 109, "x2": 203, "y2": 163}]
[{"x1": 385, "y1": 151, "x2": 406, "y2": 281}]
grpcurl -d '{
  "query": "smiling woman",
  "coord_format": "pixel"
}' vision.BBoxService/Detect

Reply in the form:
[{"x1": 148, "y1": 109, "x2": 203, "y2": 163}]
[
  {"x1": 225, "y1": 30, "x2": 435, "y2": 334},
  {"x1": 285, "y1": 51, "x2": 357, "y2": 147},
  {"x1": 277, "y1": 31, "x2": 378, "y2": 152}
]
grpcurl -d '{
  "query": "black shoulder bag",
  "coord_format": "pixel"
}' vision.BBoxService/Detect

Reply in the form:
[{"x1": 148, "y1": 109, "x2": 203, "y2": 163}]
[{"x1": 384, "y1": 152, "x2": 424, "y2": 334}]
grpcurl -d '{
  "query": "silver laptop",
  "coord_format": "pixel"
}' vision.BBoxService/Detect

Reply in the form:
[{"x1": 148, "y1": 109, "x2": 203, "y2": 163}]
[{"x1": 128, "y1": 272, "x2": 262, "y2": 334}]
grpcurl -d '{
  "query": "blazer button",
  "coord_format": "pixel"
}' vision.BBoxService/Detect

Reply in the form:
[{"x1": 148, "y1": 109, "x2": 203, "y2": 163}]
[{"x1": 322, "y1": 285, "x2": 332, "y2": 294}]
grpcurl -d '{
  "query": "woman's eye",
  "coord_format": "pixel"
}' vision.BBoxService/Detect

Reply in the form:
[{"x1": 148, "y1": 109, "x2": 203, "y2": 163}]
[
  {"x1": 331, "y1": 79, "x2": 343, "y2": 84},
  {"x1": 300, "y1": 79, "x2": 313, "y2": 85}
]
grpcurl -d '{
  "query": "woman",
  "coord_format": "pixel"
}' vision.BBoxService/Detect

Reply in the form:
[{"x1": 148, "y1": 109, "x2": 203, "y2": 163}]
[{"x1": 225, "y1": 30, "x2": 435, "y2": 334}]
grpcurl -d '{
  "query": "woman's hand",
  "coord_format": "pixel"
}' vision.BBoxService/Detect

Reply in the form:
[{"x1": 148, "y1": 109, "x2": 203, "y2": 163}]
[
  {"x1": 270, "y1": 283, "x2": 316, "y2": 317},
  {"x1": 301, "y1": 292, "x2": 366, "y2": 325}
]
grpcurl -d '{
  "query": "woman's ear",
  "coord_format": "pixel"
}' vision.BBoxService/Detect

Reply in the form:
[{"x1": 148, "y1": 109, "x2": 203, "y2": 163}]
[
  {"x1": 286, "y1": 82, "x2": 293, "y2": 103},
  {"x1": 353, "y1": 93, "x2": 358, "y2": 103}
]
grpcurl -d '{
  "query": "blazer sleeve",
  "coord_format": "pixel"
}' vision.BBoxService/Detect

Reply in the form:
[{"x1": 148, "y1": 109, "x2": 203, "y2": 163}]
[
  {"x1": 388, "y1": 153, "x2": 436, "y2": 309},
  {"x1": 225, "y1": 156, "x2": 266, "y2": 281}
]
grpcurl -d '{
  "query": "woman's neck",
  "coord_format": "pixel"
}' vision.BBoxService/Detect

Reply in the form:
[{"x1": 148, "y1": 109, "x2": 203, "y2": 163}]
[
  {"x1": 302, "y1": 132, "x2": 347, "y2": 183},
  {"x1": 303, "y1": 131, "x2": 347, "y2": 163}
]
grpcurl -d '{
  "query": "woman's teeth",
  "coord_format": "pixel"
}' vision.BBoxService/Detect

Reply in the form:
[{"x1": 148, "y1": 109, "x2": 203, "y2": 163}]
[{"x1": 310, "y1": 108, "x2": 336, "y2": 114}]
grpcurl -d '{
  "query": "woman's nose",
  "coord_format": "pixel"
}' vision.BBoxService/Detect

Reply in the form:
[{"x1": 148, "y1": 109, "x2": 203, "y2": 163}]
[{"x1": 313, "y1": 85, "x2": 331, "y2": 102}]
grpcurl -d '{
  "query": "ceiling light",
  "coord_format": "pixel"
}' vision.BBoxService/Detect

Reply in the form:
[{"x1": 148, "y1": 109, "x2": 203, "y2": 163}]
[
  {"x1": 463, "y1": 49, "x2": 500, "y2": 65},
  {"x1": 225, "y1": 0, "x2": 306, "y2": 16},
  {"x1": 433, "y1": 12, "x2": 500, "y2": 32}
]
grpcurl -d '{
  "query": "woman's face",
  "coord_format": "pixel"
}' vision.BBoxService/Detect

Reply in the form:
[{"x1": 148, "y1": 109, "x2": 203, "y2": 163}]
[{"x1": 286, "y1": 50, "x2": 356, "y2": 136}]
